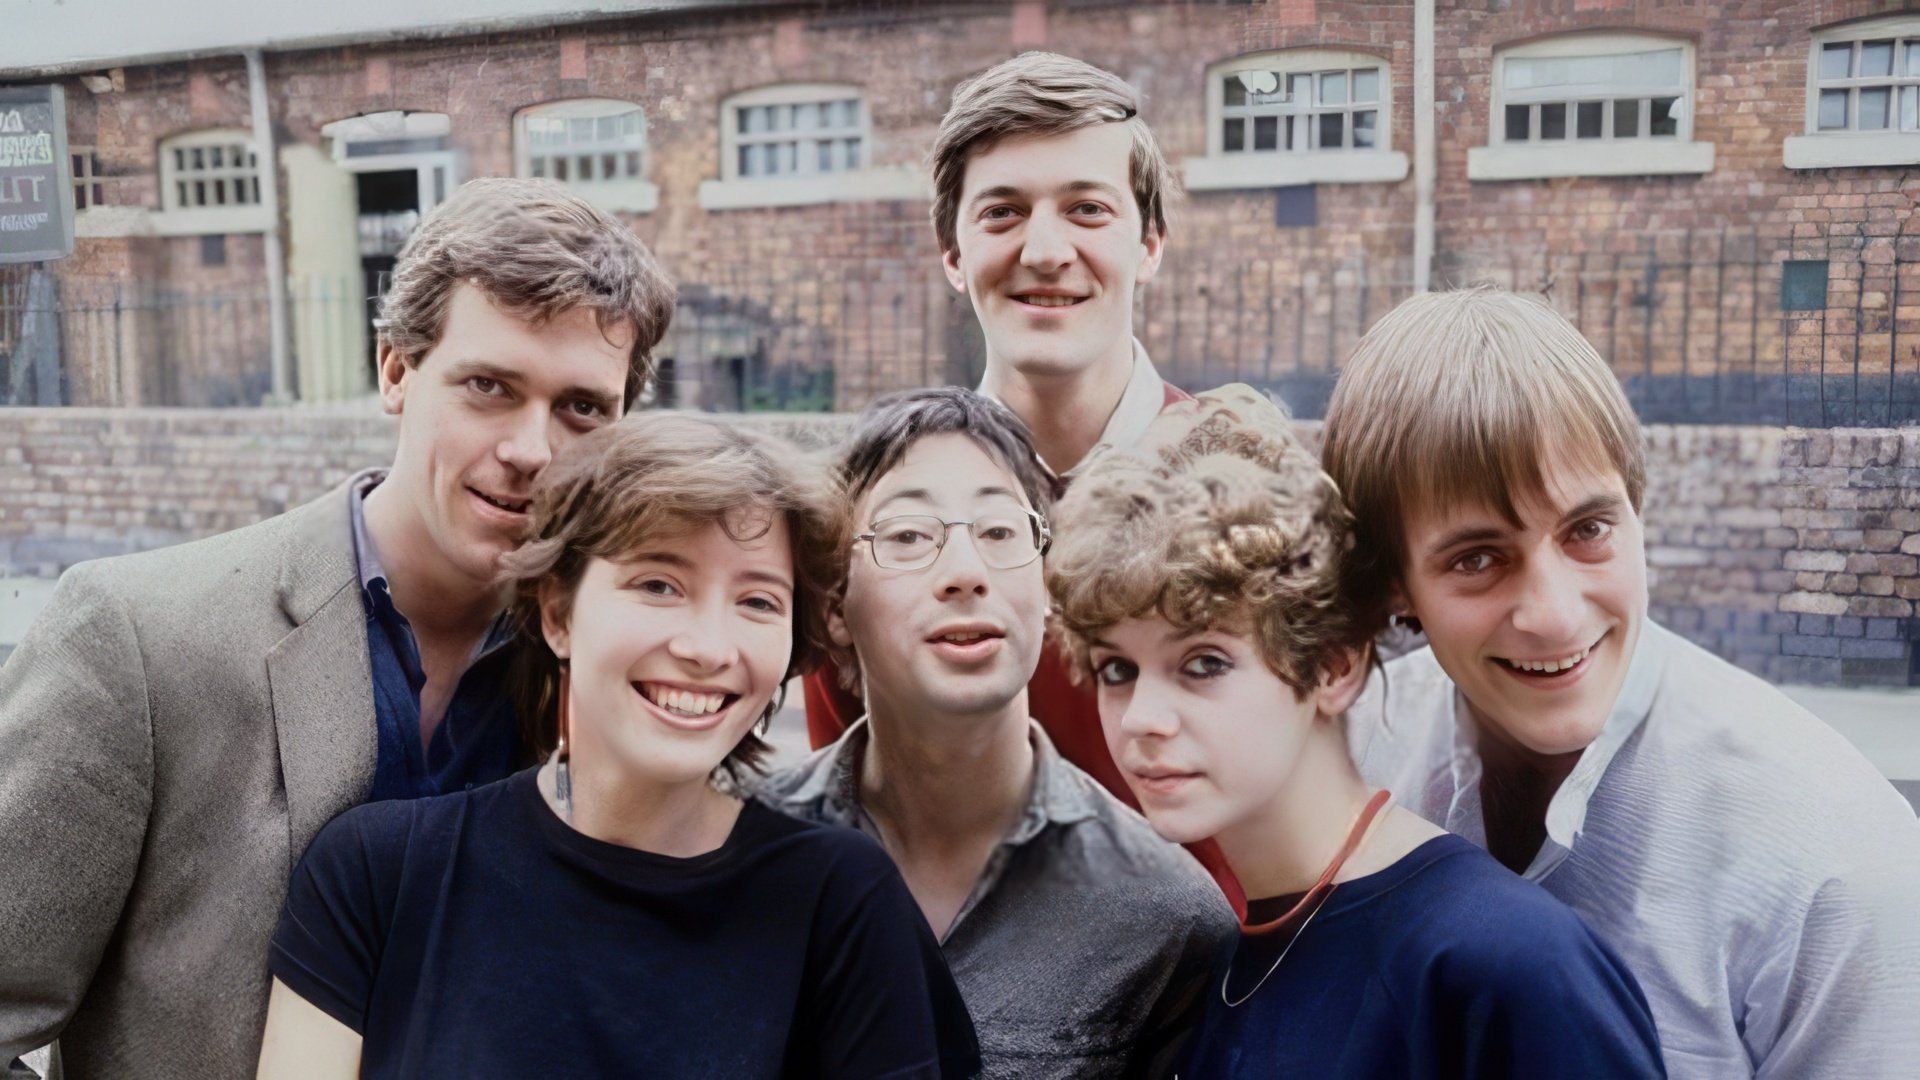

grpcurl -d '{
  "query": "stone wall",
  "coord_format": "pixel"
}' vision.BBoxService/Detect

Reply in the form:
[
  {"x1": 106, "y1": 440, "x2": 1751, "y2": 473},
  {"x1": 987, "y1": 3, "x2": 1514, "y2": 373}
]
[{"x1": 2, "y1": 407, "x2": 1914, "y2": 686}]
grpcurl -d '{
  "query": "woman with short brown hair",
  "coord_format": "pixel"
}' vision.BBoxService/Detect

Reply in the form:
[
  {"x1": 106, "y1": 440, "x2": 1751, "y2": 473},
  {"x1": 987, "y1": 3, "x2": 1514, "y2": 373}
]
[{"x1": 256, "y1": 412, "x2": 979, "y2": 1080}]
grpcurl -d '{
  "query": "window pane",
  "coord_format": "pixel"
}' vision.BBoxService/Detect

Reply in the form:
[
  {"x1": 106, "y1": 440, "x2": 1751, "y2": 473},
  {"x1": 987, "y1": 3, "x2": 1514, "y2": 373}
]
[
  {"x1": 1861, "y1": 39, "x2": 1894, "y2": 78},
  {"x1": 1224, "y1": 78, "x2": 1247, "y2": 107},
  {"x1": 1908, "y1": 41, "x2": 1920, "y2": 76},
  {"x1": 1320, "y1": 71, "x2": 1348, "y2": 106},
  {"x1": 1505, "y1": 103, "x2": 1531, "y2": 141},
  {"x1": 576, "y1": 154, "x2": 593, "y2": 181},
  {"x1": 191, "y1": 147, "x2": 205, "y2": 170},
  {"x1": 1819, "y1": 89, "x2": 1849, "y2": 130},
  {"x1": 1577, "y1": 100, "x2": 1604, "y2": 138},
  {"x1": 1820, "y1": 43, "x2": 1853, "y2": 80},
  {"x1": 1650, "y1": 96, "x2": 1679, "y2": 136},
  {"x1": 1318, "y1": 111, "x2": 1345, "y2": 148},
  {"x1": 1903, "y1": 86, "x2": 1919, "y2": 131},
  {"x1": 844, "y1": 136, "x2": 861, "y2": 167},
  {"x1": 838, "y1": 100, "x2": 859, "y2": 128},
  {"x1": 530, "y1": 157, "x2": 546, "y2": 178},
  {"x1": 1353, "y1": 68, "x2": 1380, "y2": 103},
  {"x1": 211, "y1": 146, "x2": 225, "y2": 168},
  {"x1": 818, "y1": 141, "x2": 833, "y2": 172},
  {"x1": 1253, "y1": 115, "x2": 1279, "y2": 151},
  {"x1": 1614, "y1": 99, "x2": 1641, "y2": 137},
  {"x1": 193, "y1": 179, "x2": 207, "y2": 206},
  {"x1": 1289, "y1": 74, "x2": 1312, "y2": 104},
  {"x1": 554, "y1": 155, "x2": 570, "y2": 181},
  {"x1": 625, "y1": 150, "x2": 643, "y2": 175},
  {"x1": 1859, "y1": 86, "x2": 1891, "y2": 130},
  {"x1": 1353, "y1": 109, "x2": 1378, "y2": 148},
  {"x1": 738, "y1": 146, "x2": 753, "y2": 178},
  {"x1": 91, "y1": 183, "x2": 104, "y2": 206},
  {"x1": 1223, "y1": 117, "x2": 1244, "y2": 152},
  {"x1": 743, "y1": 106, "x2": 765, "y2": 134},
  {"x1": 602, "y1": 152, "x2": 618, "y2": 178},
  {"x1": 569, "y1": 117, "x2": 593, "y2": 143},
  {"x1": 1540, "y1": 102, "x2": 1567, "y2": 140}
]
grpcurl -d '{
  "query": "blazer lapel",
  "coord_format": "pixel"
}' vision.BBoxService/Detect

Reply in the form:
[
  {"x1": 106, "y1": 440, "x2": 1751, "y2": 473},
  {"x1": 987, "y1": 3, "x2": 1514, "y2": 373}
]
[{"x1": 266, "y1": 484, "x2": 377, "y2": 858}]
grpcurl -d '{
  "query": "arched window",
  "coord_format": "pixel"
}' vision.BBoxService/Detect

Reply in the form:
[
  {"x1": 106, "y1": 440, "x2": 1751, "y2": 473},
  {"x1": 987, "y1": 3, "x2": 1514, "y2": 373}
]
[
  {"x1": 1469, "y1": 32, "x2": 1713, "y2": 180},
  {"x1": 1785, "y1": 14, "x2": 1920, "y2": 169},
  {"x1": 514, "y1": 99, "x2": 657, "y2": 213},
  {"x1": 700, "y1": 83, "x2": 923, "y2": 210},
  {"x1": 1186, "y1": 49, "x2": 1408, "y2": 191}
]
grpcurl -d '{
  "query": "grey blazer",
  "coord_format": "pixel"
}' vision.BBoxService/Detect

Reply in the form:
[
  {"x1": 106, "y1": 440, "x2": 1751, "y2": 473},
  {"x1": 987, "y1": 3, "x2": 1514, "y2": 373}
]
[{"x1": 0, "y1": 483, "x2": 377, "y2": 1079}]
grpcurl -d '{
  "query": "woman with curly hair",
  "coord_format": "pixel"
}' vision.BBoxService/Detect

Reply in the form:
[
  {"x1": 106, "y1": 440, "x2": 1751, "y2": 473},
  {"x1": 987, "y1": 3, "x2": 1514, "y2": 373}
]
[
  {"x1": 1046, "y1": 385, "x2": 1664, "y2": 1079},
  {"x1": 256, "y1": 412, "x2": 980, "y2": 1079}
]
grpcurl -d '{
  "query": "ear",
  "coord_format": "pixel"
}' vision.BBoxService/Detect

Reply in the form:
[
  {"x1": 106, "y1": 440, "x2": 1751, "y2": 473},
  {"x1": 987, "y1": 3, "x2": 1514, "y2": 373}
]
[
  {"x1": 941, "y1": 243, "x2": 968, "y2": 295},
  {"x1": 376, "y1": 342, "x2": 414, "y2": 416},
  {"x1": 1133, "y1": 222, "x2": 1166, "y2": 287},
  {"x1": 826, "y1": 595, "x2": 853, "y2": 650},
  {"x1": 1315, "y1": 642, "x2": 1372, "y2": 720},
  {"x1": 1387, "y1": 579, "x2": 1416, "y2": 623},
  {"x1": 538, "y1": 583, "x2": 572, "y2": 661}
]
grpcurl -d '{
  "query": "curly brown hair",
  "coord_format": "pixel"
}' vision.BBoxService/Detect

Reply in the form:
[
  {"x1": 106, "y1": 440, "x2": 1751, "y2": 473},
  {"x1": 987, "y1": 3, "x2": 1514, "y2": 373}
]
[
  {"x1": 499, "y1": 412, "x2": 838, "y2": 783},
  {"x1": 1047, "y1": 385, "x2": 1371, "y2": 697}
]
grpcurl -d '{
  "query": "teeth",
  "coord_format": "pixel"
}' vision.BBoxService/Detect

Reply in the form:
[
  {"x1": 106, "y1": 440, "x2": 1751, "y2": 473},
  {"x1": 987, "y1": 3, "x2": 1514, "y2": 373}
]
[
  {"x1": 1503, "y1": 644, "x2": 1594, "y2": 673},
  {"x1": 1019, "y1": 295, "x2": 1078, "y2": 307},
  {"x1": 943, "y1": 632, "x2": 983, "y2": 643},
  {"x1": 477, "y1": 491, "x2": 526, "y2": 512},
  {"x1": 640, "y1": 684, "x2": 727, "y2": 716}
]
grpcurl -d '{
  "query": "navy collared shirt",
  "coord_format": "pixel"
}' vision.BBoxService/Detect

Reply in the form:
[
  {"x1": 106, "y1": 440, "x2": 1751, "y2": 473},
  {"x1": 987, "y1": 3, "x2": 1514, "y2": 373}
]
[{"x1": 348, "y1": 469, "x2": 521, "y2": 802}]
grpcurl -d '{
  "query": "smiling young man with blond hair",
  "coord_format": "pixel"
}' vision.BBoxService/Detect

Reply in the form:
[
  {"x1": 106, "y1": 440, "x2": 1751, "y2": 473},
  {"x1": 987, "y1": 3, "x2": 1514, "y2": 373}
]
[
  {"x1": 1325, "y1": 286, "x2": 1920, "y2": 1080},
  {"x1": 0, "y1": 178, "x2": 675, "y2": 1080}
]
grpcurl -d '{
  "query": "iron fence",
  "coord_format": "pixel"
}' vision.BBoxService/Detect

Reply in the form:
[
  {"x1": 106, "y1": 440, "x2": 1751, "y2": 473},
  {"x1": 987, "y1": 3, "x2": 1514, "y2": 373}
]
[{"x1": 6, "y1": 231, "x2": 1918, "y2": 425}]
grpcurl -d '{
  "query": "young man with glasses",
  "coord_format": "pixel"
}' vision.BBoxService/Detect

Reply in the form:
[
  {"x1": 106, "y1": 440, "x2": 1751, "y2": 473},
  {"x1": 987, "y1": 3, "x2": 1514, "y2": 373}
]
[{"x1": 760, "y1": 388, "x2": 1233, "y2": 1078}]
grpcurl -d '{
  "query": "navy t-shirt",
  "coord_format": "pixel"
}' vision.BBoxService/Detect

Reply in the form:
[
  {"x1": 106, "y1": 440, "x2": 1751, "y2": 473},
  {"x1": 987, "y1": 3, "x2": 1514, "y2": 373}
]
[
  {"x1": 1181, "y1": 835, "x2": 1664, "y2": 1079},
  {"x1": 270, "y1": 768, "x2": 981, "y2": 1079}
]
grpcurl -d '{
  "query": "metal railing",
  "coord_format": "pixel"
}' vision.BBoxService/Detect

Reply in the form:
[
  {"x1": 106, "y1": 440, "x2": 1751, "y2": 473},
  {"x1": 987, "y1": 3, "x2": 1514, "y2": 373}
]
[{"x1": 7, "y1": 230, "x2": 1917, "y2": 425}]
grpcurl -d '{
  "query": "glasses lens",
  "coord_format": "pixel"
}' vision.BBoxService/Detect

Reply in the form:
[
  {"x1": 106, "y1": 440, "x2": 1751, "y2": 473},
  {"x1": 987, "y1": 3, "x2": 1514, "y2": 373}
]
[
  {"x1": 971, "y1": 512, "x2": 1039, "y2": 569},
  {"x1": 871, "y1": 515, "x2": 944, "y2": 570}
]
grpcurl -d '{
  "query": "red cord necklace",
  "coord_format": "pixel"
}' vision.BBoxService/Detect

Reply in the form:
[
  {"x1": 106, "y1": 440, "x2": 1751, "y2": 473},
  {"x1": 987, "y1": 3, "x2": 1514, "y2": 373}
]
[{"x1": 1222, "y1": 789, "x2": 1392, "y2": 1007}]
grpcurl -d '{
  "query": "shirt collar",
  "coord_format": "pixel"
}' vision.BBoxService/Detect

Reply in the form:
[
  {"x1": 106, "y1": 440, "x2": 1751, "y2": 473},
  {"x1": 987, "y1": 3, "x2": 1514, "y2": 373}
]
[
  {"x1": 1445, "y1": 619, "x2": 1668, "y2": 879},
  {"x1": 771, "y1": 716, "x2": 1102, "y2": 841},
  {"x1": 348, "y1": 465, "x2": 515, "y2": 655},
  {"x1": 978, "y1": 338, "x2": 1168, "y2": 482}
]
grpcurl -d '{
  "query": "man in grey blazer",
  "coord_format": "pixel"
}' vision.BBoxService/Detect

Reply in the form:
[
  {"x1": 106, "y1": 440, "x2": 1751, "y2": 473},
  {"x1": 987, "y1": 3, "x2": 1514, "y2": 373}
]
[{"x1": 0, "y1": 178, "x2": 676, "y2": 1079}]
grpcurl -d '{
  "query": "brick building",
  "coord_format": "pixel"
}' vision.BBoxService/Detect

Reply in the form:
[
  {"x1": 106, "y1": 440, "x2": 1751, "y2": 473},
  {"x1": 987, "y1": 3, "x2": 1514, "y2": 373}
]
[{"x1": 5, "y1": 0, "x2": 1917, "y2": 420}]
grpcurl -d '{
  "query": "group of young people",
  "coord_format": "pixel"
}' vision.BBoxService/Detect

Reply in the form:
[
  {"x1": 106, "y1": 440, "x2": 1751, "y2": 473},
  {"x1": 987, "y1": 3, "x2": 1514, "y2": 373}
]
[{"x1": 3, "y1": 50, "x2": 1918, "y2": 1080}]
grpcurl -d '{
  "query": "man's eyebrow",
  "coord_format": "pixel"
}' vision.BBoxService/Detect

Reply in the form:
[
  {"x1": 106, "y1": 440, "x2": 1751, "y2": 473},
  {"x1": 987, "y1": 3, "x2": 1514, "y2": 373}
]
[
  {"x1": 1426, "y1": 523, "x2": 1509, "y2": 559},
  {"x1": 966, "y1": 185, "x2": 1025, "y2": 210},
  {"x1": 440, "y1": 358, "x2": 620, "y2": 412},
  {"x1": 1063, "y1": 179, "x2": 1127, "y2": 202},
  {"x1": 966, "y1": 180, "x2": 1126, "y2": 210},
  {"x1": 871, "y1": 488, "x2": 933, "y2": 515},
  {"x1": 1558, "y1": 493, "x2": 1626, "y2": 528}
]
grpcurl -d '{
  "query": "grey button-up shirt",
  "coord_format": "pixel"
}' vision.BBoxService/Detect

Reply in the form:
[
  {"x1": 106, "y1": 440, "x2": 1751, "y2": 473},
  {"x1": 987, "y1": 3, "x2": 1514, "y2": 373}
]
[
  {"x1": 758, "y1": 719, "x2": 1236, "y2": 1080},
  {"x1": 1350, "y1": 621, "x2": 1920, "y2": 1080}
]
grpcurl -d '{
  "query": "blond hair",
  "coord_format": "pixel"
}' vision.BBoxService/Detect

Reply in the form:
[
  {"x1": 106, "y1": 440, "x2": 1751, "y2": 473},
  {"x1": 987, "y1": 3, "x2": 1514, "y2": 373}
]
[
  {"x1": 1048, "y1": 385, "x2": 1365, "y2": 696},
  {"x1": 381, "y1": 177, "x2": 677, "y2": 408},
  {"x1": 499, "y1": 412, "x2": 839, "y2": 781},
  {"x1": 930, "y1": 51, "x2": 1177, "y2": 253},
  {"x1": 1322, "y1": 286, "x2": 1646, "y2": 626}
]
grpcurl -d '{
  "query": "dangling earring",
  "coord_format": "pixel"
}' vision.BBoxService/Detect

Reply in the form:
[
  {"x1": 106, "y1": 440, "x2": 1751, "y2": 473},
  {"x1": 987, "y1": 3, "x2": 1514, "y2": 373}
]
[{"x1": 554, "y1": 663, "x2": 573, "y2": 815}]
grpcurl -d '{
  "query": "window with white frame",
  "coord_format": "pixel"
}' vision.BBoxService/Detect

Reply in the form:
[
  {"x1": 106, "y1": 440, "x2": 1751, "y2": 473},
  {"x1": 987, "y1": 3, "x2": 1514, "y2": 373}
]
[
  {"x1": 1785, "y1": 16, "x2": 1920, "y2": 168},
  {"x1": 1468, "y1": 33, "x2": 1713, "y2": 181},
  {"x1": 514, "y1": 99, "x2": 656, "y2": 213},
  {"x1": 1222, "y1": 64, "x2": 1385, "y2": 153},
  {"x1": 1185, "y1": 49, "x2": 1407, "y2": 190},
  {"x1": 730, "y1": 93, "x2": 865, "y2": 179},
  {"x1": 70, "y1": 149, "x2": 105, "y2": 210},
  {"x1": 700, "y1": 83, "x2": 924, "y2": 210},
  {"x1": 154, "y1": 128, "x2": 271, "y2": 235}
]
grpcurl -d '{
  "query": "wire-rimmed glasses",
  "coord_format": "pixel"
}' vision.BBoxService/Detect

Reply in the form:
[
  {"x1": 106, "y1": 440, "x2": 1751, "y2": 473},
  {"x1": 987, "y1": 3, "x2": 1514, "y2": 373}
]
[{"x1": 854, "y1": 509, "x2": 1051, "y2": 572}]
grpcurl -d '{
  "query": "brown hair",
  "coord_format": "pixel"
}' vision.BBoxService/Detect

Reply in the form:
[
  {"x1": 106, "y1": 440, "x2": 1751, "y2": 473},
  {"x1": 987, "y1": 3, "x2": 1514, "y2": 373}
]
[
  {"x1": 826, "y1": 386, "x2": 1054, "y2": 690},
  {"x1": 1321, "y1": 286, "x2": 1646, "y2": 632},
  {"x1": 500, "y1": 412, "x2": 839, "y2": 782},
  {"x1": 380, "y1": 177, "x2": 677, "y2": 409},
  {"x1": 1048, "y1": 385, "x2": 1368, "y2": 697},
  {"x1": 931, "y1": 51, "x2": 1178, "y2": 253}
]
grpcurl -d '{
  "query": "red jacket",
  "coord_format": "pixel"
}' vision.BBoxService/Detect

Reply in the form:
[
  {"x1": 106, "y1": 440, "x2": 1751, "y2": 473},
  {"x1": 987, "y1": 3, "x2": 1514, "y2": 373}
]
[{"x1": 803, "y1": 381, "x2": 1247, "y2": 914}]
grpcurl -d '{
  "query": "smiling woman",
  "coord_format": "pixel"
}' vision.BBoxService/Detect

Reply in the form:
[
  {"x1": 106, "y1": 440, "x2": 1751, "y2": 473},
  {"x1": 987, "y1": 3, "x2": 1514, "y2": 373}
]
[{"x1": 254, "y1": 411, "x2": 981, "y2": 1080}]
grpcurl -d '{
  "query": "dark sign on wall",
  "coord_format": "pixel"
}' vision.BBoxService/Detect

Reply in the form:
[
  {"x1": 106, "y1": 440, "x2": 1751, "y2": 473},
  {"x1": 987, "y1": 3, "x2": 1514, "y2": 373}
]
[{"x1": 0, "y1": 84, "x2": 74, "y2": 264}]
